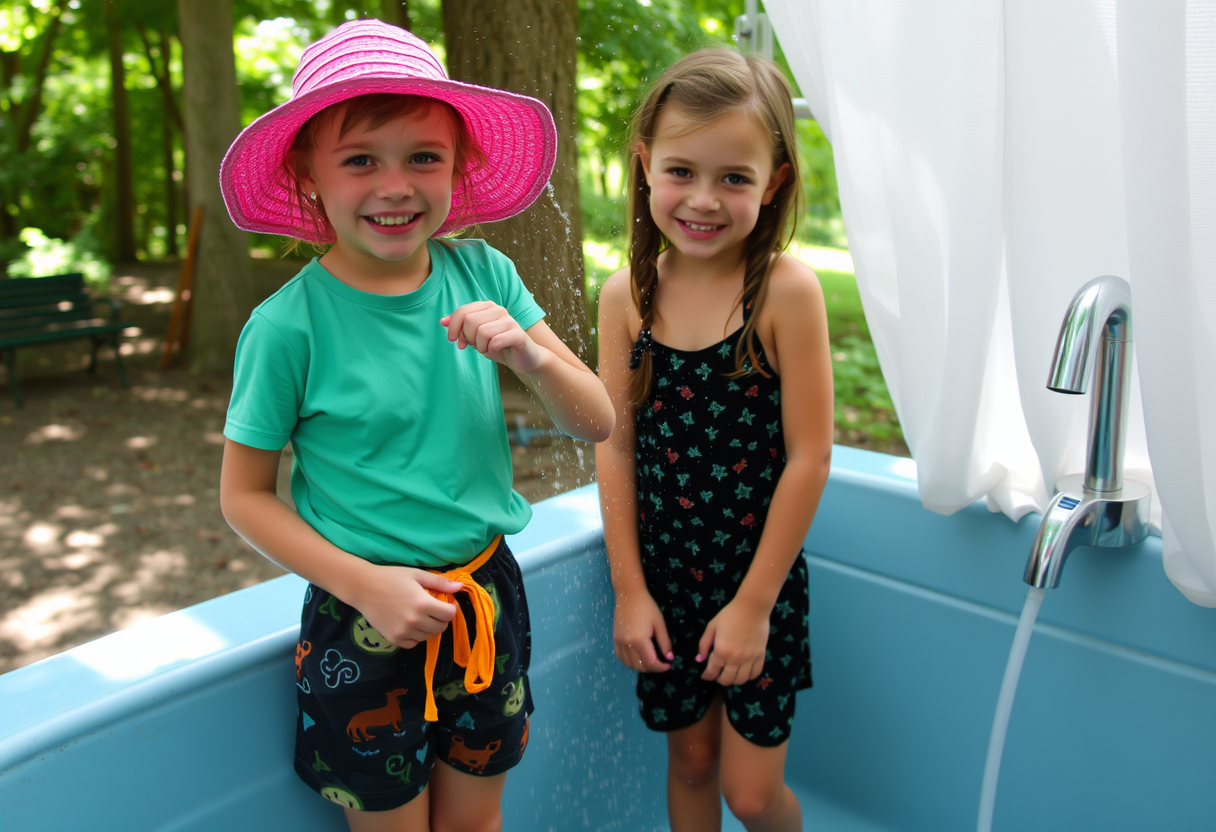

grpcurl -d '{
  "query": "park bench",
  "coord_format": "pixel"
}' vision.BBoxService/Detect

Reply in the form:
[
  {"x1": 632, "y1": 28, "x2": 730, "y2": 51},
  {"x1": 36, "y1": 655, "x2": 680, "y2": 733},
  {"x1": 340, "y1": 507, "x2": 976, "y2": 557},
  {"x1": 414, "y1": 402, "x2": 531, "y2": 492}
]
[{"x1": 0, "y1": 273, "x2": 128, "y2": 408}]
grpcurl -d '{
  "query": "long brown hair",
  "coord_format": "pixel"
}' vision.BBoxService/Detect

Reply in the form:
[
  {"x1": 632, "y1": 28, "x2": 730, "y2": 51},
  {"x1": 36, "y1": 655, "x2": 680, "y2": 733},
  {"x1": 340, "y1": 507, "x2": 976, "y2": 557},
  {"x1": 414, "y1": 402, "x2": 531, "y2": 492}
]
[
  {"x1": 284, "y1": 93, "x2": 486, "y2": 253},
  {"x1": 627, "y1": 49, "x2": 802, "y2": 406}
]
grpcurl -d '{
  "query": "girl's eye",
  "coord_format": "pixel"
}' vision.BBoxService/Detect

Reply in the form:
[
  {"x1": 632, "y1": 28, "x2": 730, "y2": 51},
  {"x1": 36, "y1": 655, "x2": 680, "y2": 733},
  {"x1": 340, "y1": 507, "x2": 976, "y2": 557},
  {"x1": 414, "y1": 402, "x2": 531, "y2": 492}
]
[
  {"x1": 724, "y1": 173, "x2": 751, "y2": 186},
  {"x1": 668, "y1": 167, "x2": 692, "y2": 179},
  {"x1": 344, "y1": 155, "x2": 374, "y2": 168},
  {"x1": 411, "y1": 152, "x2": 440, "y2": 165}
]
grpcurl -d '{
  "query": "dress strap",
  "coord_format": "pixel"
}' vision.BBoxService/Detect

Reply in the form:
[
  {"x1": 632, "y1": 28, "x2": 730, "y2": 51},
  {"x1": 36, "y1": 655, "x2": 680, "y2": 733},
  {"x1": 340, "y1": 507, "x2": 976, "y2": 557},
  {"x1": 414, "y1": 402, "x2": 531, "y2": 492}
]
[{"x1": 629, "y1": 328, "x2": 654, "y2": 370}]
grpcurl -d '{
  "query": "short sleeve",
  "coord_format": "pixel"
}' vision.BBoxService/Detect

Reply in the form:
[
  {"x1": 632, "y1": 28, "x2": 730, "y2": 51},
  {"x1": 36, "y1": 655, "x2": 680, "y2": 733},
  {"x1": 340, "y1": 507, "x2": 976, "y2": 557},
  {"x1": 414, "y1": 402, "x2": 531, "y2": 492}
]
[
  {"x1": 224, "y1": 312, "x2": 305, "y2": 451},
  {"x1": 486, "y1": 245, "x2": 545, "y2": 331}
]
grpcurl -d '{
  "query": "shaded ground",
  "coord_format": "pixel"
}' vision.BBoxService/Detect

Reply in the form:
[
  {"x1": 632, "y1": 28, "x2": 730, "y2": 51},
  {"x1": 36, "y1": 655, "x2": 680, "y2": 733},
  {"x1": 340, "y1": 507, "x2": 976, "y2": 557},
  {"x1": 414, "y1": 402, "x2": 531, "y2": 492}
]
[{"x1": 1, "y1": 259, "x2": 903, "y2": 675}]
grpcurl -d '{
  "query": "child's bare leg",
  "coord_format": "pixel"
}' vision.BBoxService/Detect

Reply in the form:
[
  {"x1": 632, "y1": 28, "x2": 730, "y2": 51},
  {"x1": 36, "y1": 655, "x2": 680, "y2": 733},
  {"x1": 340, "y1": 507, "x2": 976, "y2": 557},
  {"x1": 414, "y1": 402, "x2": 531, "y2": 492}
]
[
  {"x1": 344, "y1": 784, "x2": 430, "y2": 832},
  {"x1": 428, "y1": 761, "x2": 507, "y2": 832},
  {"x1": 719, "y1": 718, "x2": 801, "y2": 832},
  {"x1": 666, "y1": 697, "x2": 723, "y2": 832}
]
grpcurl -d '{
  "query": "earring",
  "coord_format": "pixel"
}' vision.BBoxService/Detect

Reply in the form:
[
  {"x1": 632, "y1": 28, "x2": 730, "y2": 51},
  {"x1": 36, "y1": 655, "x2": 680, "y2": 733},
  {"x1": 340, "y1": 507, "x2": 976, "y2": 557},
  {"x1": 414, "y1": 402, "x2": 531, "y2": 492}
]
[{"x1": 309, "y1": 191, "x2": 317, "y2": 202}]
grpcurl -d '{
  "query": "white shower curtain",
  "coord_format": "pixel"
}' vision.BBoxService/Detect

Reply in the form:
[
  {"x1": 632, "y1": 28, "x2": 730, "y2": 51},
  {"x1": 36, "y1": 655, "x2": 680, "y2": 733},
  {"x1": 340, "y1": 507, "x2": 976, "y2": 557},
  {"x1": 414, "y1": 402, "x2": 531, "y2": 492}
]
[{"x1": 765, "y1": 0, "x2": 1216, "y2": 607}]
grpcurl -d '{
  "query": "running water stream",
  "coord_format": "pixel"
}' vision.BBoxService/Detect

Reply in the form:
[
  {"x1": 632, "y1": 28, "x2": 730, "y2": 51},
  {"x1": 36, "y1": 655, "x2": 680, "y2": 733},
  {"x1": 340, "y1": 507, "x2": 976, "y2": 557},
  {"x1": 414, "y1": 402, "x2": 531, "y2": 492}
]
[{"x1": 977, "y1": 586, "x2": 1048, "y2": 832}]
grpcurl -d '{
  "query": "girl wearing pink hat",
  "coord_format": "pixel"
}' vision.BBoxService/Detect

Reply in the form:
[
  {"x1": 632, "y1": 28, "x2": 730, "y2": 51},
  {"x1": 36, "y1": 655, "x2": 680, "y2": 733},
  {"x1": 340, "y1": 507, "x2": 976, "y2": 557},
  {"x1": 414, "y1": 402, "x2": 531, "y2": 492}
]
[{"x1": 218, "y1": 20, "x2": 613, "y2": 831}]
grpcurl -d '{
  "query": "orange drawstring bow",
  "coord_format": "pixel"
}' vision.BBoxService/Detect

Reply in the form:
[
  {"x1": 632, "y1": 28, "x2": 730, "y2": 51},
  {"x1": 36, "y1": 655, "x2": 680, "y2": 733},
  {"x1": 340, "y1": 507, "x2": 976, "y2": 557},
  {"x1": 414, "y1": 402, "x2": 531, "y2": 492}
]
[{"x1": 422, "y1": 535, "x2": 500, "y2": 722}]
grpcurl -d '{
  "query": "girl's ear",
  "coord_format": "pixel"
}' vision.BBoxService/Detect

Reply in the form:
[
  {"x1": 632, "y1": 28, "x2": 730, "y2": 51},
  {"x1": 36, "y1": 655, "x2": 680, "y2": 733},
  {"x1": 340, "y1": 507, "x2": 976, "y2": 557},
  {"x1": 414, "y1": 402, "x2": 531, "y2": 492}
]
[
  {"x1": 637, "y1": 142, "x2": 652, "y2": 185},
  {"x1": 761, "y1": 161, "x2": 791, "y2": 205},
  {"x1": 289, "y1": 151, "x2": 317, "y2": 195}
]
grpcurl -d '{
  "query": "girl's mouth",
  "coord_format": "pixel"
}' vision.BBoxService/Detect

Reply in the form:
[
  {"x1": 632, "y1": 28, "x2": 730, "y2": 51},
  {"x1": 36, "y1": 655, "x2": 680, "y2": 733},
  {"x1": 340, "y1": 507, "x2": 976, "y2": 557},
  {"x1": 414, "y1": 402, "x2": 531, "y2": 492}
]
[
  {"x1": 364, "y1": 213, "x2": 421, "y2": 234},
  {"x1": 676, "y1": 218, "x2": 725, "y2": 239}
]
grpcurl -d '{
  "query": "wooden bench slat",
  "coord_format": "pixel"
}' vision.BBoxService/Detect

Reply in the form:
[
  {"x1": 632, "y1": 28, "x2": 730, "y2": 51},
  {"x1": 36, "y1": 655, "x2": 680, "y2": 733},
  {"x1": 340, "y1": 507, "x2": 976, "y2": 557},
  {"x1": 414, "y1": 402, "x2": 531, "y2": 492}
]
[
  {"x1": 1, "y1": 306, "x2": 94, "y2": 322},
  {"x1": 0, "y1": 274, "x2": 85, "y2": 297},
  {"x1": 0, "y1": 318, "x2": 124, "y2": 345},
  {"x1": 0, "y1": 308, "x2": 96, "y2": 326},
  {"x1": 0, "y1": 290, "x2": 91, "y2": 306}
]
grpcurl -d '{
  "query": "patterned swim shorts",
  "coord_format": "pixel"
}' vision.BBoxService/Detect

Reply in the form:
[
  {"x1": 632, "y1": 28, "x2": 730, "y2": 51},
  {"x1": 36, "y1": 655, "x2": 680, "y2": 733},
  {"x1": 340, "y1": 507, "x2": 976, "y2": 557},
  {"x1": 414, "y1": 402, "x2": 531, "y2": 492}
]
[
  {"x1": 637, "y1": 555, "x2": 811, "y2": 747},
  {"x1": 293, "y1": 537, "x2": 533, "y2": 812}
]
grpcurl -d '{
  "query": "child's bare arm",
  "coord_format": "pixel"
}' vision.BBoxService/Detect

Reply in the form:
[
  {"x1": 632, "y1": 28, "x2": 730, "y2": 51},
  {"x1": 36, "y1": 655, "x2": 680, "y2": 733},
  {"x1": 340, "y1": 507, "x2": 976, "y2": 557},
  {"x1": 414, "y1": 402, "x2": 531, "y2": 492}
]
[
  {"x1": 517, "y1": 320, "x2": 615, "y2": 442},
  {"x1": 595, "y1": 269, "x2": 673, "y2": 673},
  {"x1": 219, "y1": 439, "x2": 461, "y2": 648},
  {"x1": 441, "y1": 303, "x2": 614, "y2": 443},
  {"x1": 699, "y1": 257, "x2": 834, "y2": 686}
]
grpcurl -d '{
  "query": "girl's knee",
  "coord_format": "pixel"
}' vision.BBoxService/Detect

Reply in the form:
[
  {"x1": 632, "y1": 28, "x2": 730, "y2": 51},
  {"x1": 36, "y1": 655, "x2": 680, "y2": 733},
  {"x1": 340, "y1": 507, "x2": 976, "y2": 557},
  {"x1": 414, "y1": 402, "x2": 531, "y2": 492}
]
[
  {"x1": 667, "y1": 735, "x2": 721, "y2": 786},
  {"x1": 433, "y1": 812, "x2": 501, "y2": 832},
  {"x1": 722, "y1": 779, "x2": 785, "y2": 825}
]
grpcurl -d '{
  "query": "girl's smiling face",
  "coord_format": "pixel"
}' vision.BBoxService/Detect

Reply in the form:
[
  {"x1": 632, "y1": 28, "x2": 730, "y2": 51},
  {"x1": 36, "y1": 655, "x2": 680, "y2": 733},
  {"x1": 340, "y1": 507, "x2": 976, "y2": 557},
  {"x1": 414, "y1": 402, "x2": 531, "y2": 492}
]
[
  {"x1": 640, "y1": 106, "x2": 789, "y2": 270},
  {"x1": 298, "y1": 105, "x2": 457, "y2": 283}
]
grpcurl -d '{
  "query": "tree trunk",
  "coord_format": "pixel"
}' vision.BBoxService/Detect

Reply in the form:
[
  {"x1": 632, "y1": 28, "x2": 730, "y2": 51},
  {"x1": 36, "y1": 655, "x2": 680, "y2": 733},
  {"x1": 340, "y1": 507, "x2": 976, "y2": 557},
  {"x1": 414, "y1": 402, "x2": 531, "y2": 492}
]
[
  {"x1": 161, "y1": 103, "x2": 179, "y2": 258},
  {"x1": 379, "y1": 0, "x2": 411, "y2": 29},
  {"x1": 15, "y1": 2, "x2": 64, "y2": 155},
  {"x1": 3, "y1": 2, "x2": 64, "y2": 244},
  {"x1": 176, "y1": 0, "x2": 253, "y2": 373},
  {"x1": 105, "y1": 0, "x2": 136, "y2": 261},
  {"x1": 142, "y1": 28, "x2": 181, "y2": 258},
  {"x1": 442, "y1": 0, "x2": 589, "y2": 362}
]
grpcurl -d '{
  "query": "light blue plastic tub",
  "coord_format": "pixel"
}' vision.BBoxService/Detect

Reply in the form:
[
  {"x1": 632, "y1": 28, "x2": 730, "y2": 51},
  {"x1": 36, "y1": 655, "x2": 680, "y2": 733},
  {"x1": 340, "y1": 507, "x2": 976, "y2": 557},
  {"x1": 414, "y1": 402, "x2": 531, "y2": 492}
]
[{"x1": 1, "y1": 446, "x2": 1213, "y2": 831}]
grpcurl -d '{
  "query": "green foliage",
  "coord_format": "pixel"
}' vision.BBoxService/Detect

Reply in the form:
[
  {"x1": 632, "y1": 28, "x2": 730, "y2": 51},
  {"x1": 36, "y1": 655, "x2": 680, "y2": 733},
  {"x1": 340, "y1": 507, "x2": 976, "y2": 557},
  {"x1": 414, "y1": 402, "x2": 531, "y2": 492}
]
[
  {"x1": 580, "y1": 167, "x2": 625, "y2": 241},
  {"x1": 815, "y1": 266, "x2": 904, "y2": 449},
  {"x1": 577, "y1": 0, "x2": 738, "y2": 181},
  {"x1": 831, "y1": 334, "x2": 902, "y2": 445},
  {"x1": 6, "y1": 225, "x2": 112, "y2": 289},
  {"x1": 794, "y1": 118, "x2": 847, "y2": 248}
]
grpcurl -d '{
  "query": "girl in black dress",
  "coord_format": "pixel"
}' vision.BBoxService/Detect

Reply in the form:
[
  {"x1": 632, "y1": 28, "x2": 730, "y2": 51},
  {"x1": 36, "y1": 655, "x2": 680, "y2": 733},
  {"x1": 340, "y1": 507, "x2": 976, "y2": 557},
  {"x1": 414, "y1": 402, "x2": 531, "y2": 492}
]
[{"x1": 596, "y1": 48, "x2": 834, "y2": 832}]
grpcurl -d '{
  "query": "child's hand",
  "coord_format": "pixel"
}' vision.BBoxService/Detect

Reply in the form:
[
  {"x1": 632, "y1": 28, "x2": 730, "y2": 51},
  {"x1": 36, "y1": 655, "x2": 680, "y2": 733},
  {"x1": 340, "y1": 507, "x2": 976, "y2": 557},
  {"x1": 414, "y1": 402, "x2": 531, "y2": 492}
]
[
  {"x1": 441, "y1": 302, "x2": 546, "y2": 374},
  {"x1": 355, "y1": 565, "x2": 464, "y2": 650},
  {"x1": 613, "y1": 590, "x2": 674, "y2": 673},
  {"x1": 696, "y1": 597, "x2": 771, "y2": 686}
]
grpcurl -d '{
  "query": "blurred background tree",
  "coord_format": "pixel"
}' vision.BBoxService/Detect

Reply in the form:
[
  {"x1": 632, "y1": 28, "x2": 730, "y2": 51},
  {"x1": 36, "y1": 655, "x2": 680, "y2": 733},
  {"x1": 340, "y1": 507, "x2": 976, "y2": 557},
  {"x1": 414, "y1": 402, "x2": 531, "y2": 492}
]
[{"x1": 444, "y1": 0, "x2": 588, "y2": 359}]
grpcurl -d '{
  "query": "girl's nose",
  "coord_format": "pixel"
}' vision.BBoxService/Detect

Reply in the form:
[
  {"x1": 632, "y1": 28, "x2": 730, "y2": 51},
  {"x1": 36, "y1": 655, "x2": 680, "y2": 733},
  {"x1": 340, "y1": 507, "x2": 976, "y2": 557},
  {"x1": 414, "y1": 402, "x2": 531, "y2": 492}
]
[
  {"x1": 687, "y1": 186, "x2": 720, "y2": 212},
  {"x1": 377, "y1": 168, "x2": 415, "y2": 200}
]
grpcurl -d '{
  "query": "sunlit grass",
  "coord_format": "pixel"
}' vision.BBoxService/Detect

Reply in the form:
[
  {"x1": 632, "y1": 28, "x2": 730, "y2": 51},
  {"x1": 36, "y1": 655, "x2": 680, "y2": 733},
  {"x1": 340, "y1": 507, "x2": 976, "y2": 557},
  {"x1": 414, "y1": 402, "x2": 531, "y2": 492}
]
[{"x1": 583, "y1": 238, "x2": 626, "y2": 300}]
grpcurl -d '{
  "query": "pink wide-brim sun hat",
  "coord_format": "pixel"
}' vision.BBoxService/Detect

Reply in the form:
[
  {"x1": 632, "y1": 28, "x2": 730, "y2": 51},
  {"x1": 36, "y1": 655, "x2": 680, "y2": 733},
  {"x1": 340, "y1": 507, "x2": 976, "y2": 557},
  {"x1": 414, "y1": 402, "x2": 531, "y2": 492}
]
[{"x1": 220, "y1": 19, "x2": 557, "y2": 242}]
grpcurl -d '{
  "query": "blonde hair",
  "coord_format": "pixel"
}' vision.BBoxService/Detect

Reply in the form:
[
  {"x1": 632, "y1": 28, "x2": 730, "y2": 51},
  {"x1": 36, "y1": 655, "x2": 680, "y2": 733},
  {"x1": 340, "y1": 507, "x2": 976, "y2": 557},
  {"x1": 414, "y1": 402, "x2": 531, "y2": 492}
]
[
  {"x1": 627, "y1": 48, "x2": 802, "y2": 406},
  {"x1": 284, "y1": 93, "x2": 486, "y2": 252}
]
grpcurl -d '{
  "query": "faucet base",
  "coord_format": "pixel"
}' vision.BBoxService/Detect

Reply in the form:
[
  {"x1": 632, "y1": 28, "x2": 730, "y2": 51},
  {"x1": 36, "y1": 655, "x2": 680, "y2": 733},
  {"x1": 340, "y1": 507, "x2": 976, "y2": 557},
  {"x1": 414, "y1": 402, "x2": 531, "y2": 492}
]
[
  {"x1": 1054, "y1": 474, "x2": 1151, "y2": 549},
  {"x1": 1023, "y1": 476, "x2": 1151, "y2": 589}
]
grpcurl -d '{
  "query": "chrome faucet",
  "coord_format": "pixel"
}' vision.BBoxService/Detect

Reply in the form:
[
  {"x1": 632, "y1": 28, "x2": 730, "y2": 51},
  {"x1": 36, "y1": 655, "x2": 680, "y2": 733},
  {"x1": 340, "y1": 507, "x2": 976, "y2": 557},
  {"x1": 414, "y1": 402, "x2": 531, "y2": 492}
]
[{"x1": 1024, "y1": 276, "x2": 1151, "y2": 589}]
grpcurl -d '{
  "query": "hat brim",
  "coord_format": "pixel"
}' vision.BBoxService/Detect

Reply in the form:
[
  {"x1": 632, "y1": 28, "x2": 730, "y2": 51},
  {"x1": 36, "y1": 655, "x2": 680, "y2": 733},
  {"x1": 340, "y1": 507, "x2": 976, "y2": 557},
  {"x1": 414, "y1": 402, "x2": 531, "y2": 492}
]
[{"x1": 220, "y1": 77, "x2": 557, "y2": 243}]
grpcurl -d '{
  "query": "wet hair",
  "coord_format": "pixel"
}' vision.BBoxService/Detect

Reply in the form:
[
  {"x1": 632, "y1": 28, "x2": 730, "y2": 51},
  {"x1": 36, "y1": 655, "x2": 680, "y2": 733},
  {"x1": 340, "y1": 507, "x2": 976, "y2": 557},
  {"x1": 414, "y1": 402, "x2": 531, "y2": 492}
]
[
  {"x1": 283, "y1": 93, "x2": 486, "y2": 252},
  {"x1": 626, "y1": 48, "x2": 802, "y2": 406}
]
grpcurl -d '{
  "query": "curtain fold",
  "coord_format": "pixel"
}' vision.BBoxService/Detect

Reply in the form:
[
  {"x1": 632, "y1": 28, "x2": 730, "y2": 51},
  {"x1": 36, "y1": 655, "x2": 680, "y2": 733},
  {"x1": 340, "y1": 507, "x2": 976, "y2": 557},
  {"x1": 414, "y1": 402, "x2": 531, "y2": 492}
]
[{"x1": 765, "y1": 0, "x2": 1216, "y2": 606}]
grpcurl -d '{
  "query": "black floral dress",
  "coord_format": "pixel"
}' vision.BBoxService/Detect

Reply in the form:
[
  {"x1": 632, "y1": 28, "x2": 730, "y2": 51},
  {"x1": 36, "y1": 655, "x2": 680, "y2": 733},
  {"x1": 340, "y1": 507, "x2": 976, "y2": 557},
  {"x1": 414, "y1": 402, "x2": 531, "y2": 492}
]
[{"x1": 632, "y1": 313, "x2": 812, "y2": 747}]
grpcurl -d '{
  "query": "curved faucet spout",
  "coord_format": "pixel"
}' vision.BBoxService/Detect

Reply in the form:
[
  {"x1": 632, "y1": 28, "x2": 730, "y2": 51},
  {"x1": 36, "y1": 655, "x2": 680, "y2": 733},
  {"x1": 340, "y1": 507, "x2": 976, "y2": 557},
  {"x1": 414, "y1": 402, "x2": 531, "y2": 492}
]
[
  {"x1": 1047, "y1": 276, "x2": 1132, "y2": 395},
  {"x1": 1046, "y1": 276, "x2": 1134, "y2": 493},
  {"x1": 1025, "y1": 492, "x2": 1094, "y2": 590}
]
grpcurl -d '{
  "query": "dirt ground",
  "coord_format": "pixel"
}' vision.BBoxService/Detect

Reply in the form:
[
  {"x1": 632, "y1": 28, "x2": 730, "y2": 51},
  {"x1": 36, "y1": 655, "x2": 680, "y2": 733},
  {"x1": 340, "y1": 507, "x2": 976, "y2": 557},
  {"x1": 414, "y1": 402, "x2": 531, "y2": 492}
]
[{"x1": 0, "y1": 260, "x2": 593, "y2": 674}]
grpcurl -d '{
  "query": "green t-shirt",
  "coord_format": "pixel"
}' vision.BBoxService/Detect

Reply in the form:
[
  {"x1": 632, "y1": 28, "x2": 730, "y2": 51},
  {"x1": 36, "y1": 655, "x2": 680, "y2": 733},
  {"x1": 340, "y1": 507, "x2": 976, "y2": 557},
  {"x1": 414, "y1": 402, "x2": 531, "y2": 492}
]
[{"x1": 224, "y1": 238, "x2": 545, "y2": 568}]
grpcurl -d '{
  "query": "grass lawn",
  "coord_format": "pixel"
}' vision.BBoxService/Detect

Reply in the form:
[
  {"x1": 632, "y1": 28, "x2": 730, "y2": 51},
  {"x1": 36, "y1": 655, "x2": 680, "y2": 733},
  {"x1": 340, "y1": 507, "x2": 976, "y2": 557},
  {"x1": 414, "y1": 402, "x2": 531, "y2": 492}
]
[{"x1": 790, "y1": 248, "x2": 906, "y2": 456}]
